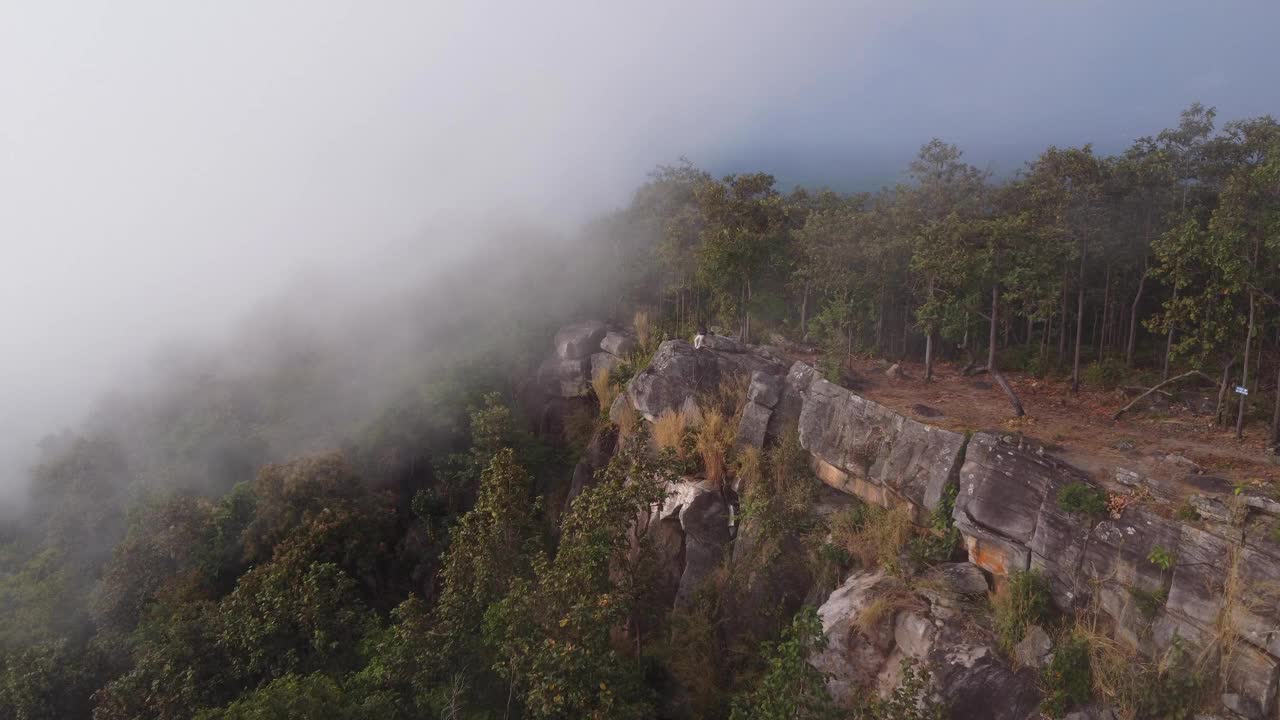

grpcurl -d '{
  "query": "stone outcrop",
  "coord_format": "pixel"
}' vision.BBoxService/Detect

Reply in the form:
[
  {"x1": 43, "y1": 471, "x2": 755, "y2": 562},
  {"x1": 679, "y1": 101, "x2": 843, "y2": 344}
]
[
  {"x1": 554, "y1": 320, "x2": 607, "y2": 360},
  {"x1": 625, "y1": 339, "x2": 786, "y2": 421},
  {"x1": 786, "y1": 361, "x2": 967, "y2": 519},
  {"x1": 641, "y1": 478, "x2": 731, "y2": 608},
  {"x1": 540, "y1": 323, "x2": 1280, "y2": 719},
  {"x1": 954, "y1": 430, "x2": 1280, "y2": 718},
  {"x1": 813, "y1": 569, "x2": 1041, "y2": 719}
]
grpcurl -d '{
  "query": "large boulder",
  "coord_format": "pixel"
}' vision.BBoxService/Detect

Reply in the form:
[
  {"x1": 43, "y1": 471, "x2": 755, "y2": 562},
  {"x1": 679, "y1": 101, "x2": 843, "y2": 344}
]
[
  {"x1": 600, "y1": 331, "x2": 637, "y2": 357},
  {"x1": 796, "y1": 368, "x2": 966, "y2": 517},
  {"x1": 554, "y1": 321, "x2": 607, "y2": 360},
  {"x1": 625, "y1": 340, "x2": 785, "y2": 421},
  {"x1": 647, "y1": 479, "x2": 731, "y2": 609},
  {"x1": 537, "y1": 356, "x2": 590, "y2": 397},
  {"x1": 811, "y1": 571, "x2": 903, "y2": 704},
  {"x1": 589, "y1": 351, "x2": 622, "y2": 381}
]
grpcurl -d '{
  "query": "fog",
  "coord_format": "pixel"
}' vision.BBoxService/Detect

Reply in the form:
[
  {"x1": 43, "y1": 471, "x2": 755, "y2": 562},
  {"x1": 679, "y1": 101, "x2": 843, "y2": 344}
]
[{"x1": 2, "y1": 0, "x2": 1278, "y2": 507}]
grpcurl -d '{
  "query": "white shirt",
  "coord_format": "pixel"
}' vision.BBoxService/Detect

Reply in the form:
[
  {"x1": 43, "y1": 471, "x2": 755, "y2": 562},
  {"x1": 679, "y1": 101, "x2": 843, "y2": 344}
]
[{"x1": 694, "y1": 333, "x2": 705, "y2": 350}]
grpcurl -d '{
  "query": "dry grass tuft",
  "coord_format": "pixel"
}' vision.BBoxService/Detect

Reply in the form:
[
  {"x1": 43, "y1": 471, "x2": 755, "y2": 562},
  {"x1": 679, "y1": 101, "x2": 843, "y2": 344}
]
[
  {"x1": 634, "y1": 309, "x2": 653, "y2": 349},
  {"x1": 704, "y1": 372, "x2": 750, "y2": 421},
  {"x1": 614, "y1": 396, "x2": 637, "y2": 443},
  {"x1": 696, "y1": 407, "x2": 735, "y2": 488},
  {"x1": 734, "y1": 445, "x2": 764, "y2": 494},
  {"x1": 653, "y1": 406, "x2": 691, "y2": 458},
  {"x1": 829, "y1": 503, "x2": 913, "y2": 573},
  {"x1": 854, "y1": 585, "x2": 924, "y2": 635},
  {"x1": 591, "y1": 368, "x2": 617, "y2": 413}
]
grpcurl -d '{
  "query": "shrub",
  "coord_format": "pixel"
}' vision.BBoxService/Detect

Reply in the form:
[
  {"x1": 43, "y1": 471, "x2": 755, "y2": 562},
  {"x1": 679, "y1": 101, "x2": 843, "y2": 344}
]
[
  {"x1": 993, "y1": 569, "x2": 1053, "y2": 651},
  {"x1": 728, "y1": 608, "x2": 836, "y2": 720},
  {"x1": 908, "y1": 484, "x2": 960, "y2": 567},
  {"x1": 1147, "y1": 545, "x2": 1176, "y2": 571},
  {"x1": 1041, "y1": 634, "x2": 1092, "y2": 717},
  {"x1": 854, "y1": 658, "x2": 946, "y2": 720},
  {"x1": 1057, "y1": 482, "x2": 1107, "y2": 517},
  {"x1": 1082, "y1": 358, "x2": 1127, "y2": 391},
  {"x1": 1129, "y1": 586, "x2": 1168, "y2": 621},
  {"x1": 1175, "y1": 502, "x2": 1200, "y2": 522}
]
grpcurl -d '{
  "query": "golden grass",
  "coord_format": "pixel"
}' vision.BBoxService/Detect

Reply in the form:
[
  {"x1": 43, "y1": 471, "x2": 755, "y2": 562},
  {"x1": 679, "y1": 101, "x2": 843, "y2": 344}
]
[
  {"x1": 614, "y1": 396, "x2": 637, "y2": 443},
  {"x1": 734, "y1": 445, "x2": 764, "y2": 494},
  {"x1": 634, "y1": 309, "x2": 653, "y2": 349},
  {"x1": 854, "y1": 585, "x2": 924, "y2": 635},
  {"x1": 653, "y1": 406, "x2": 691, "y2": 458},
  {"x1": 833, "y1": 504, "x2": 913, "y2": 572},
  {"x1": 696, "y1": 408, "x2": 735, "y2": 488},
  {"x1": 703, "y1": 371, "x2": 749, "y2": 420},
  {"x1": 591, "y1": 367, "x2": 617, "y2": 413}
]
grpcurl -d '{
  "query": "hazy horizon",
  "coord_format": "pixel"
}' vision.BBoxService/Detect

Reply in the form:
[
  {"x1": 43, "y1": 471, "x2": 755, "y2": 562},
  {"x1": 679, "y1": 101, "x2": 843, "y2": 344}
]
[{"x1": 2, "y1": 0, "x2": 1278, "y2": 505}]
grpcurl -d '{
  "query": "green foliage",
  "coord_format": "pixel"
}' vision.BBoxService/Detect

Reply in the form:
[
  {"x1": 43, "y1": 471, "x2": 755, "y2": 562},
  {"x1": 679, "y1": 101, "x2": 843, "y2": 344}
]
[
  {"x1": 0, "y1": 637, "x2": 105, "y2": 720},
  {"x1": 1147, "y1": 545, "x2": 1176, "y2": 571},
  {"x1": 993, "y1": 570, "x2": 1053, "y2": 652},
  {"x1": 1175, "y1": 502, "x2": 1200, "y2": 522},
  {"x1": 1129, "y1": 585, "x2": 1168, "y2": 621},
  {"x1": 728, "y1": 608, "x2": 836, "y2": 720},
  {"x1": 483, "y1": 428, "x2": 672, "y2": 719},
  {"x1": 854, "y1": 658, "x2": 947, "y2": 720},
  {"x1": 1040, "y1": 634, "x2": 1092, "y2": 718},
  {"x1": 193, "y1": 672, "x2": 392, "y2": 720},
  {"x1": 427, "y1": 448, "x2": 541, "y2": 677},
  {"x1": 1081, "y1": 358, "x2": 1128, "y2": 390},
  {"x1": 908, "y1": 483, "x2": 961, "y2": 567},
  {"x1": 1057, "y1": 481, "x2": 1108, "y2": 517}
]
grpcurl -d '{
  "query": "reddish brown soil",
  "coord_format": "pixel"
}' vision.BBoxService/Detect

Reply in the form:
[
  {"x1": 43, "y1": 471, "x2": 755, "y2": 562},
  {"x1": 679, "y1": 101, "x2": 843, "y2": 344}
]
[{"x1": 817, "y1": 355, "x2": 1280, "y2": 501}]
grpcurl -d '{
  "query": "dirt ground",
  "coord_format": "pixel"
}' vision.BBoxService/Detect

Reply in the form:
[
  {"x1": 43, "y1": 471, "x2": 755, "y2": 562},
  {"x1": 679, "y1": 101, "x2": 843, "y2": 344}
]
[{"x1": 813, "y1": 354, "x2": 1280, "y2": 503}]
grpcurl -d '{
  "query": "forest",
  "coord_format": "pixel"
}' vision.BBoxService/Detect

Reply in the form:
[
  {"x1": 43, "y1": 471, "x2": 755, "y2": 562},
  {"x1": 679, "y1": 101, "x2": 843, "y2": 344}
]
[{"x1": 2, "y1": 103, "x2": 1278, "y2": 720}]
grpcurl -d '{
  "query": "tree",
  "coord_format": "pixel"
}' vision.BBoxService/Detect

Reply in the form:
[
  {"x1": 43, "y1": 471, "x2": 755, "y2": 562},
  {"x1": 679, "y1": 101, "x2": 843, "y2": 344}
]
[
  {"x1": 484, "y1": 428, "x2": 673, "y2": 720},
  {"x1": 696, "y1": 173, "x2": 791, "y2": 343},
  {"x1": 728, "y1": 607, "x2": 836, "y2": 720},
  {"x1": 905, "y1": 140, "x2": 989, "y2": 381},
  {"x1": 1025, "y1": 146, "x2": 1106, "y2": 394}
]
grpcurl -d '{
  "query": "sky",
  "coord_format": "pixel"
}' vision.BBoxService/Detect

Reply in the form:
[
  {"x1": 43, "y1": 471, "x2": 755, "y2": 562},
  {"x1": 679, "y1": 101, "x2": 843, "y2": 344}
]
[{"x1": 1, "y1": 0, "x2": 1278, "y2": 501}]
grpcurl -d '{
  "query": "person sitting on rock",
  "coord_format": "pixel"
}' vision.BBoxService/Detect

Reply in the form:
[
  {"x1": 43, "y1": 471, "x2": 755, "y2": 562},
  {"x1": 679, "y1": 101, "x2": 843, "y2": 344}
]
[{"x1": 694, "y1": 322, "x2": 708, "y2": 350}]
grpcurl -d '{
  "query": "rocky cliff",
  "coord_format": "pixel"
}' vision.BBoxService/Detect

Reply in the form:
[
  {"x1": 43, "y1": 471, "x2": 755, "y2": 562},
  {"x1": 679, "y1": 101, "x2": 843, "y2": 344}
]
[{"x1": 535, "y1": 325, "x2": 1280, "y2": 719}]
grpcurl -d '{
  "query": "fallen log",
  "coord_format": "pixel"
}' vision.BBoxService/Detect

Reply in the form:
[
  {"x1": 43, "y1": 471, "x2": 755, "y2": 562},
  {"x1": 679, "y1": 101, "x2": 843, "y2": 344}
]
[{"x1": 1113, "y1": 370, "x2": 1213, "y2": 420}]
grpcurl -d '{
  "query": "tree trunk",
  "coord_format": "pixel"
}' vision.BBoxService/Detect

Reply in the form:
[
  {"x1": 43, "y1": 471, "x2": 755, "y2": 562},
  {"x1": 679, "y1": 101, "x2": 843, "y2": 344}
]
[
  {"x1": 1113, "y1": 370, "x2": 1213, "y2": 420},
  {"x1": 799, "y1": 282, "x2": 810, "y2": 339},
  {"x1": 1098, "y1": 263, "x2": 1111, "y2": 362},
  {"x1": 1162, "y1": 285, "x2": 1178, "y2": 381},
  {"x1": 1270, "y1": 363, "x2": 1280, "y2": 447},
  {"x1": 924, "y1": 276, "x2": 935, "y2": 382},
  {"x1": 1216, "y1": 358, "x2": 1238, "y2": 427},
  {"x1": 1236, "y1": 290, "x2": 1256, "y2": 439},
  {"x1": 988, "y1": 284, "x2": 999, "y2": 371},
  {"x1": 990, "y1": 366, "x2": 1026, "y2": 417},
  {"x1": 1058, "y1": 266, "x2": 1069, "y2": 364},
  {"x1": 1071, "y1": 240, "x2": 1087, "y2": 394},
  {"x1": 1127, "y1": 264, "x2": 1148, "y2": 367}
]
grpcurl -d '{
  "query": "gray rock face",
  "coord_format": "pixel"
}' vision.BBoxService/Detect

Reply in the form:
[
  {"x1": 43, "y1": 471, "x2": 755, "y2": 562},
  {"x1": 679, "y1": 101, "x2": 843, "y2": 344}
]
[
  {"x1": 746, "y1": 370, "x2": 783, "y2": 408},
  {"x1": 796, "y1": 367, "x2": 966, "y2": 516},
  {"x1": 814, "y1": 570, "x2": 1040, "y2": 718},
  {"x1": 1014, "y1": 625, "x2": 1052, "y2": 669},
  {"x1": 589, "y1": 351, "x2": 621, "y2": 381},
  {"x1": 537, "y1": 356, "x2": 590, "y2": 397},
  {"x1": 625, "y1": 340, "x2": 785, "y2": 421},
  {"x1": 736, "y1": 401, "x2": 772, "y2": 449},
  {"x1": 649, "y1": 479, "x2": 731, "y2": 609},
  {"x1": 951, "y1": 431, "x2": 1280, "y2": 717},
  {"x1": 554, "y1": 321, "x2": 607, "y2": 360},
  {"x1": 600, "y1": 331, "x2": 637, "y2": 357},
  {"x1": 698, "y1": 334, "x2": 748, "y2": 352}
]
